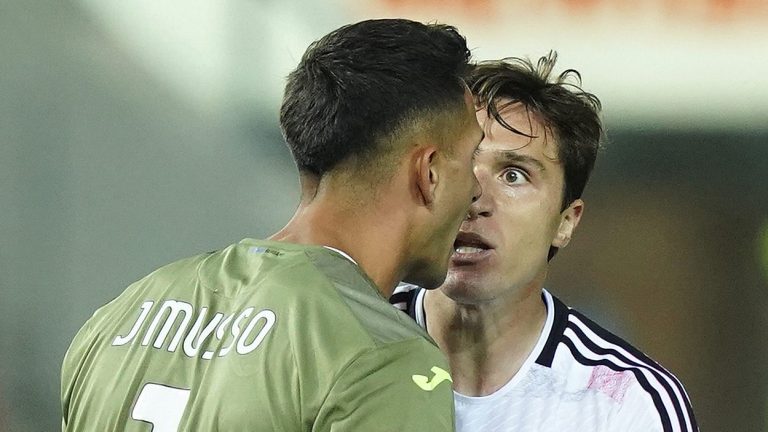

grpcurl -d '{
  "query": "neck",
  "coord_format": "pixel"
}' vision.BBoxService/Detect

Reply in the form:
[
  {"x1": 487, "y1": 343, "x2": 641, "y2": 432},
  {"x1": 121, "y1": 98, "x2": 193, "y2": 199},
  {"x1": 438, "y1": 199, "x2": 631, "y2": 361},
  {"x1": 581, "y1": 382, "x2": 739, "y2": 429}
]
[
  {"x1": 424, "y1": 282, "x2": 547, "y2": 396},
  {"x1": 270, "y1": 186, "x2": 411, "y2": 298}
]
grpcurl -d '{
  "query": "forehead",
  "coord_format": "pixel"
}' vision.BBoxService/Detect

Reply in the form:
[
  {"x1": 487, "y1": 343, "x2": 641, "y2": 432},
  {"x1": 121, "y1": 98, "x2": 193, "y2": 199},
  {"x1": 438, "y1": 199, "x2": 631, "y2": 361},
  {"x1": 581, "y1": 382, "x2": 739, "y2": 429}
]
[{"x1": 475, "y1": 102, "x2": 559, "y2": 161}]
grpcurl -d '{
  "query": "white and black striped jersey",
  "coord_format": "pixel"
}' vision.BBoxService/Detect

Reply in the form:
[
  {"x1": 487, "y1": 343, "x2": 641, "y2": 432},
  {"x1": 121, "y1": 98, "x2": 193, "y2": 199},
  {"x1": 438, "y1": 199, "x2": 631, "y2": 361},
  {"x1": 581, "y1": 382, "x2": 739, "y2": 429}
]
[{"x1": 390, "y1": 285, "x2": 698, "y2": 432}]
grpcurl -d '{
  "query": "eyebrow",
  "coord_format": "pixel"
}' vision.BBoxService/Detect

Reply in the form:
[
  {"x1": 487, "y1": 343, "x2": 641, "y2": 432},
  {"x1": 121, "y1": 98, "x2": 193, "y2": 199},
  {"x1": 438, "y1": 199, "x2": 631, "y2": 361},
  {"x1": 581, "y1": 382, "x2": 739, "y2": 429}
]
[{"x1": 493, "y1": 150, "x2": 546, "y2": 171}]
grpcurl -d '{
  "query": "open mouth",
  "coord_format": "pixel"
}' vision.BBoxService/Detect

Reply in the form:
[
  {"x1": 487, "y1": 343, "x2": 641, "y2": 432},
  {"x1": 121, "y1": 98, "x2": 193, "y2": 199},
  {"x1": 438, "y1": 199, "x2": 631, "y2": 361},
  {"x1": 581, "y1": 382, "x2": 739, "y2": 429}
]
[{"x1": 452, "y1": 231, "x2": 493, "y2": 257}]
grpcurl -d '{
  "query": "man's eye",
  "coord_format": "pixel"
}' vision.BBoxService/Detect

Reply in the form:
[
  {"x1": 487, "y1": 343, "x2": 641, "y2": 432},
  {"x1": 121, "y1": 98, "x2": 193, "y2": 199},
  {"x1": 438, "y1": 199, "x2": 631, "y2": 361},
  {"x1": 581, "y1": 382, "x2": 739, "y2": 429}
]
[{"x1": 501, "y1": 168, "x2": 528, "y2": 185}]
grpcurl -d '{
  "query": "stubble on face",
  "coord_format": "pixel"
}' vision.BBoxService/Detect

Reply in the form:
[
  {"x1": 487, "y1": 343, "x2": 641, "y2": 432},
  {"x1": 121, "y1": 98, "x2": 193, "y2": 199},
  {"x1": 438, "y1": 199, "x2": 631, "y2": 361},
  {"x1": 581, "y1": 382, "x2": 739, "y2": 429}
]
[
  {"x1": 412, "y1": 89, "x2": 485, "y2": 290},
  {"x1": 437, "y1": 102, "x2": 567, "y2": 306}
]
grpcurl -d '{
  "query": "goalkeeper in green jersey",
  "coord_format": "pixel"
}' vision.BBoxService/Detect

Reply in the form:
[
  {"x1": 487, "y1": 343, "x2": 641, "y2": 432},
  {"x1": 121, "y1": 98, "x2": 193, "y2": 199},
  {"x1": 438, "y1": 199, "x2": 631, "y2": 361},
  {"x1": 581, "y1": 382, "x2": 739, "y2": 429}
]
[{"x1": 61, "y1": 18, "x2": 483, "y2": 431}]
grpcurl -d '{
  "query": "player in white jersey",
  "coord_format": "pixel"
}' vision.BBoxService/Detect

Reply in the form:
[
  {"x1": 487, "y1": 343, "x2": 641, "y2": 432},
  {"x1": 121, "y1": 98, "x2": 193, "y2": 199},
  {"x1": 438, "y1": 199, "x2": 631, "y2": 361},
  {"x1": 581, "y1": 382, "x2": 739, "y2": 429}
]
[{"x1": 391, "y1": 53, "x2": 698, "y2": 432}]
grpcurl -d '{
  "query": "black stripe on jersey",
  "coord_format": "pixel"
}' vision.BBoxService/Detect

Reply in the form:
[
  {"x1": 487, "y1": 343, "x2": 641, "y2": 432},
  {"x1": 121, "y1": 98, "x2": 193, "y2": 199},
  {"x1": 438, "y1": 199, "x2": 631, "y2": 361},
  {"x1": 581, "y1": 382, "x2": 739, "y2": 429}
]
[
  {"x1": 405, "y1": 287, "x2": 423, "y2": 323},
  {"x1": 389, "y1": 285, "x2": 421, "y2": 315},
  {"x1": 561, "y1": 336, "x2": 675, "y2": 432},
  {"x1": 566, "y1": 321, "x2": 689, "y2": 432},
  {"x1": 535, "y1": 294, "x2": 570, "y2": 367},
  {"x1": 389, "y1": 291, "x2": 412, "y2": 311},
  {"x1": 569, "y1": 310, "x2": 697, "y2": 431}
]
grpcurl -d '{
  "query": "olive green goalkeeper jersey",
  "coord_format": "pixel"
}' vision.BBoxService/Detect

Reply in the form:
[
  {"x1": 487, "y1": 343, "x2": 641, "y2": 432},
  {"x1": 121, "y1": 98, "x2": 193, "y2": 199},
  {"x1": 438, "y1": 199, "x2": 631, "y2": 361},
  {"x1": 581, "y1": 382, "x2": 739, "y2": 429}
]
[{"x1": 61, "y1": 239, "x2": 455, "y2": 431}]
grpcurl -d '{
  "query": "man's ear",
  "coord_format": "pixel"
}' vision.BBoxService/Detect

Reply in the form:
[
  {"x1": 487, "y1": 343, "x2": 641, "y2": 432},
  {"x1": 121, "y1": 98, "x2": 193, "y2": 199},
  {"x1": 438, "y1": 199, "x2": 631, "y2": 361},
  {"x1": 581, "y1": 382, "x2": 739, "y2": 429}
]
[
  {"x1": 552, "y1": 199, "x2": 584, "y2": 248},
  {"x1": 413, "y1": 145, "x2": 439, "y2": 208}
]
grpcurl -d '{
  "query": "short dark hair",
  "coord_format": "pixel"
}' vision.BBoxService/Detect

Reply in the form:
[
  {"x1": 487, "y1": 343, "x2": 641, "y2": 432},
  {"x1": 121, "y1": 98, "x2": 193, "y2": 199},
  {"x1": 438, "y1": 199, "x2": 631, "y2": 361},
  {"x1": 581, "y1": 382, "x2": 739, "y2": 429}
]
[
  {"x1": 467, "y1": 51, "x2": 603, "y2": 209},
  {"x1": 280, "y1": 19, "x2": 472, "y2": 178}
]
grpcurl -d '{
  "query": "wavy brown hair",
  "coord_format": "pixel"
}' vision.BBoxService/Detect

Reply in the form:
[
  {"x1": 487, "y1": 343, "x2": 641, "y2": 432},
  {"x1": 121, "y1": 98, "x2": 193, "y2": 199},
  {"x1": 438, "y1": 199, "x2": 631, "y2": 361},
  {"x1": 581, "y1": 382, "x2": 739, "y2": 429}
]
[{"x1": 467, "y1": 51, "x2": 604, "y2": 210}]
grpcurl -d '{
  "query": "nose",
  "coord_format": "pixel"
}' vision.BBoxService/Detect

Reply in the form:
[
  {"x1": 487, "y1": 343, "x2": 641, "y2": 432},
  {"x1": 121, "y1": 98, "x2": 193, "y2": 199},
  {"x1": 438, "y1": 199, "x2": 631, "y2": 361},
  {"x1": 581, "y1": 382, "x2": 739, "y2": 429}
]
[{"x1": 467, "y1": 194, "x2": 492, "y2": 220}]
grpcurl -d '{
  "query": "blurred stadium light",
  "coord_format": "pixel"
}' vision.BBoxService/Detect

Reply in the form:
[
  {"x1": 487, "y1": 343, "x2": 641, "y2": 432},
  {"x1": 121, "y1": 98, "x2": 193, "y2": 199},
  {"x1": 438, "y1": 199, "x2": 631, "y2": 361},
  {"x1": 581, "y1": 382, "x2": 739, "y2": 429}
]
[{"x1": 79, "y1": 0, "x2": 768, "y2": 129}]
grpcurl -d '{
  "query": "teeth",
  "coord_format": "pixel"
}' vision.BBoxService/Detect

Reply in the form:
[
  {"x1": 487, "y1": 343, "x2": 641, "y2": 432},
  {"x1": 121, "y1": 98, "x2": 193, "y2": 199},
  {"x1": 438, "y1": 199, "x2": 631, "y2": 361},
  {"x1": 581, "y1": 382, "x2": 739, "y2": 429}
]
[{"x1": 455, "y1": 246, "x2": 484, "y2": 254}]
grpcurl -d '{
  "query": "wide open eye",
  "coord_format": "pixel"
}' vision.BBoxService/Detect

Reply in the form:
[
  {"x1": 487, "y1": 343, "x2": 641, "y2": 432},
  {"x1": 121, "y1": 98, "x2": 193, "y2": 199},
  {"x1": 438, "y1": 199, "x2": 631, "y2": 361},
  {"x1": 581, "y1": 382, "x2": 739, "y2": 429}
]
[{"x1": 501, "y1": 168, "x2": 529, "y2": 185}]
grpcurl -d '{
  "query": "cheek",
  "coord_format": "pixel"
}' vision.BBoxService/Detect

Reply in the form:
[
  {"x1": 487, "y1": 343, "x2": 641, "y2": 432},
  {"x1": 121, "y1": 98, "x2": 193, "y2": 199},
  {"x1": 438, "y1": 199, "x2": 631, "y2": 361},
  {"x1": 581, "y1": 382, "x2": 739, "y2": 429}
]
[
  {"x1": 459, "y1": 165, "x2": 475, "y2": 193},
  {"x1": 499, "y1": 208, "x2": 557, "y2": 252},
  {"x1": 499, "y1": 186, "x2": 521, "y2": 200},
  {"x1": 450, "y1": 166, "x2": 476, "y2": 212}
]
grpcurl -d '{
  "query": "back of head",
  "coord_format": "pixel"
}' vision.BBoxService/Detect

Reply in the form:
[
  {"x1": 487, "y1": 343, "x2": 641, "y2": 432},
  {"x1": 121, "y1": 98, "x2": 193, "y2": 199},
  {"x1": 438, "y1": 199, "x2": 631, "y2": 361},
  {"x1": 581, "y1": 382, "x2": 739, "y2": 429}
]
[
  {"x1": 467, "y1": 52, "x2": 604, "y2": 209},
  {"x1": 280, "y1": 19, "x2": 472, "y2": 183}
]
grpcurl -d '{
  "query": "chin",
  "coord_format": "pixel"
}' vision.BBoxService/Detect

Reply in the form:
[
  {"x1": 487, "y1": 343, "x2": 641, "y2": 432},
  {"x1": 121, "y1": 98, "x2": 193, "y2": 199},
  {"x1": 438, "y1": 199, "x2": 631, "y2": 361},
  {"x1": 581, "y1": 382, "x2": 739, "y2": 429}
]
[
  {"x1": 444, "y1": 266, "x2": 481, "y2": 285},
  {"x1": 412, "y1": 248, "x2": 454, "y2": 289},
  {"x1": 439, "y1": 273, "x2": 486, "y2": 304},
  {"x1": 442, "y1": 287, "x2": 488, "y2": 306}
]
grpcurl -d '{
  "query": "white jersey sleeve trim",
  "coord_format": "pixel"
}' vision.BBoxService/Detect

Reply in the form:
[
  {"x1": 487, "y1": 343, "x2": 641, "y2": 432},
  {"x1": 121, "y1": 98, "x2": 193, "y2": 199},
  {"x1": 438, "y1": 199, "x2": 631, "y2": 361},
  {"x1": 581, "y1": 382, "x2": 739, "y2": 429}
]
[{"x1": 322, "y1": 246, "x2": 357, "y2": 265}]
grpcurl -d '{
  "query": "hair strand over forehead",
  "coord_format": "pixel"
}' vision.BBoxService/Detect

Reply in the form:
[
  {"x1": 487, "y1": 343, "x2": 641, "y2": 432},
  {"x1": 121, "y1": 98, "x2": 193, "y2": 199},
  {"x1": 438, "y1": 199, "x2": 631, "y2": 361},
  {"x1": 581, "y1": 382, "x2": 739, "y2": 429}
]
[{"x1": 467, "y1": 50, "x2": 604, "y2": 209}]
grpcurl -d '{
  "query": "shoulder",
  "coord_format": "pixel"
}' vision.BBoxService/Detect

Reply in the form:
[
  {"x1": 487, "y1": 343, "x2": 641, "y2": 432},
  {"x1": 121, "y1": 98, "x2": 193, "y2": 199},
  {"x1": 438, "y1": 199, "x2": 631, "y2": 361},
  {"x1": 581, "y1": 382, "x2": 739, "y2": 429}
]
[
  {"x1": 317, "y1": 337, "x2": 454, "y2": 431},
  {"x1": 214, "y1": 243, "x2": 435, "y2": 352},
  {"x1": 539, "y1": 293, "x2": 698, "y2": 432},
  {"x1": 303, "y1": 255, "x2": 432, "y2": 347}
]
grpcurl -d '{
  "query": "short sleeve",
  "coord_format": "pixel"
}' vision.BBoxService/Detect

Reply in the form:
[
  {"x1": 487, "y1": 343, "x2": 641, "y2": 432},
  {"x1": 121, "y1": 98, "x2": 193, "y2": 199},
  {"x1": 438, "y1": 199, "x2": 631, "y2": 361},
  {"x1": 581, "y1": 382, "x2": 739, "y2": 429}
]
[{"x1": 314, "y1": 338, "x2": 455, "y2": 432}]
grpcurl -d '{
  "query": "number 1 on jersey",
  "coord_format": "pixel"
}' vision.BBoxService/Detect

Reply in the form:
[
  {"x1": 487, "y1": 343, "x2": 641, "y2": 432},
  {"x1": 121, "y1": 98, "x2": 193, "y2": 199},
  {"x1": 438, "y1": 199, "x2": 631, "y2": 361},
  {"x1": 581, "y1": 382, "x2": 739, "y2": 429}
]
[{"x1": 132, "y1": 383, "x2": 191, "y2": 432}]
